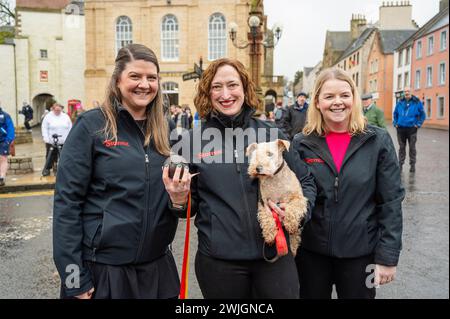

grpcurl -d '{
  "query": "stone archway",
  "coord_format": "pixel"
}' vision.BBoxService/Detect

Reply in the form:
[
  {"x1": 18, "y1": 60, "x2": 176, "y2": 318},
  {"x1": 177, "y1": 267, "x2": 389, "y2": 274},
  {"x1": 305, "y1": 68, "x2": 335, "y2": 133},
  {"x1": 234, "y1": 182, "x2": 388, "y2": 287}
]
[{"x1": 32, "y1": 93, "x2": 54, "y2": 124}]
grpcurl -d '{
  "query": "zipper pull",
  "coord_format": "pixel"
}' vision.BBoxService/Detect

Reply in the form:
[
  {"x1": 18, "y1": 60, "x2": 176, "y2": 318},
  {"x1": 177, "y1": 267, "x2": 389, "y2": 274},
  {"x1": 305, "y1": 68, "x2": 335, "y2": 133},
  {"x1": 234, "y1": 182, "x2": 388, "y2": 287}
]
[
  {"x1": 234, "y1": 149, "x2": 241, "y2": 173},
  {"x1": 145, "y1": 154, "x2": 149, "y2": 163},
  {"x1": 334, "y1": 176, "x2": 339, "y2": 202}
]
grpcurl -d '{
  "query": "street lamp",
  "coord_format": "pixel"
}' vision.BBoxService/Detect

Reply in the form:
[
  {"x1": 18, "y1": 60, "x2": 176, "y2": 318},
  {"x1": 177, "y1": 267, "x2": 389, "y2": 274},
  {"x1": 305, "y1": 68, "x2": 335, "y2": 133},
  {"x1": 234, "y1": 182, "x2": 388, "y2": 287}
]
[
  {"x1": 229, "y1": 15, "x2": 283, "y2": 101},
  {"x1": 229, "y1": 16, "x2": 283, "y2": 49}
]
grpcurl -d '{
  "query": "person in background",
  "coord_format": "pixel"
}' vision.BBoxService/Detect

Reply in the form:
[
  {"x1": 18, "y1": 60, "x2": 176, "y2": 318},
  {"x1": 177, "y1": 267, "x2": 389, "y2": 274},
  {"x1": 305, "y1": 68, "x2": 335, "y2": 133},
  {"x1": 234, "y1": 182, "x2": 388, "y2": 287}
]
[
  {"x1": 41, "y1": 102, "x2": 72, "y2": 176},
  {"x1": 193, "y1": 111, "x2": 200, "y2": 128},
  {"x1": 284, "y1": 92, "x2": 309, "y2": 140},
  {"x1": 361, "y1": 93, "x2": 386, "y2": 128},
  {"x1": 292, "y1": 68, "x2": 404, "y2": 299},
  {"x1": 392, "y1": 87, "x2": 426, "y2": 173},
  {"x1": 274, "y1": 101, "x2": 287, "y2": 135},
  {"x1": 19, "y1": 101, "x2": 34, "y2": 132},
  {"x1": 184, "y1": 106, "x2": 193, "y2": 129},
  {"x1": 173, "y1": 105, "x2": 189, "y2": 134},
  {"x1": 0, "y1": 102, "x2": 15, "y2": 187}
]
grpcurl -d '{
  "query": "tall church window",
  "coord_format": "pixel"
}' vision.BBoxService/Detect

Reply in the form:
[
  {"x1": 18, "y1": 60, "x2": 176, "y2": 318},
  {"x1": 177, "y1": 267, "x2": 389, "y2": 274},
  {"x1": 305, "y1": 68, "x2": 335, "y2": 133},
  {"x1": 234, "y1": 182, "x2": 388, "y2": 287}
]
[
  {"x1": 116, "y1": 16, "x2": 133, "y2": 54},
  {"x1": 161, "y1": 14, "x2": 179, "y2": 61},
  {"x1": 208, "y1": 13, "x2": 227, "y2": 60}
]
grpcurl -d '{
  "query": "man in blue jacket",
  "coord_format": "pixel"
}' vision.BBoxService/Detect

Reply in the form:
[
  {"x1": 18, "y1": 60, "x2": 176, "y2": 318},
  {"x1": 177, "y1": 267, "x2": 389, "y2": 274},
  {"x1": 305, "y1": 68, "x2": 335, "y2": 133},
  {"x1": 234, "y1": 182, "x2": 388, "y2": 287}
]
[
  {"x1": 0, "y1": 103, "x2": 16, "y2": 186},
  {"x1": 393, "y1": 87, "x2": 426, "y2": 172}
]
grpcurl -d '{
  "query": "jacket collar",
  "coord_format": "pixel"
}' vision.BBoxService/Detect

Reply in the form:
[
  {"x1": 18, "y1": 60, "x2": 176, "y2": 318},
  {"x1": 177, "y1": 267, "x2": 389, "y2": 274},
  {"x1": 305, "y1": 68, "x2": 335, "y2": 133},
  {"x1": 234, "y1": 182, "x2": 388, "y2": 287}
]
[
  {"x1": 300, "y1": 127, "x2": 376, "y2": 175},
  {"x1": 401, "y1": 95, "x2": 419, "y2": 104},
  {"x1": 208, "y1": 104, "x2": 256, "y2": 129},
  {"x1": 293, "y1": 102, "x2": 308, "y2": 111}
]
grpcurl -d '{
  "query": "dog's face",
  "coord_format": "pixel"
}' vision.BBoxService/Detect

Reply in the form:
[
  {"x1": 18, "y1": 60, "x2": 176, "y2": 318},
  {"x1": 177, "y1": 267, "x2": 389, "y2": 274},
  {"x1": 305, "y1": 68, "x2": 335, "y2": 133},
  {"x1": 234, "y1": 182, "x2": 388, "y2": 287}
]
[{"x1": 247, "y1": 139, "x2": 290, "y2": 177}]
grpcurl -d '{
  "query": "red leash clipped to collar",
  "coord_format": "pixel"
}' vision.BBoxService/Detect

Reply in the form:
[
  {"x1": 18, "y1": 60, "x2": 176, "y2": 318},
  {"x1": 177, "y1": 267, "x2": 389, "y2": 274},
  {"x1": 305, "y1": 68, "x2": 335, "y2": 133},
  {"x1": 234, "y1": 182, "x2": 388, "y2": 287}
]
[{"x1": 179, "y1": 192, "x2": 191, "y2": 299}]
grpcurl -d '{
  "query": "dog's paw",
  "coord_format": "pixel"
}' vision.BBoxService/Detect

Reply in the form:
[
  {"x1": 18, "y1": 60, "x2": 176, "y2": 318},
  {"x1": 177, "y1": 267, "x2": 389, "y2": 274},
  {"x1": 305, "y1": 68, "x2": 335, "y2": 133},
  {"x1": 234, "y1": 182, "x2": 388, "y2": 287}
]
[{"x1": 257, "y1": 210, "x2": 277, "y2": 244}]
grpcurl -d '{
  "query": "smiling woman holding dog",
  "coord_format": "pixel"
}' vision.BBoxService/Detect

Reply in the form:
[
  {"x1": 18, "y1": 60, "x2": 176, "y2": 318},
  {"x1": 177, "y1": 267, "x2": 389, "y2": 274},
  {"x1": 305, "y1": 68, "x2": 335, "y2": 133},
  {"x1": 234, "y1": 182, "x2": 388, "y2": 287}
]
[
  {"x1": 184, "y1": 58, "x2": 316, "y2": 299},
  {"x1": 292, "y1": 68, "x2": 405, "y2": 299}
]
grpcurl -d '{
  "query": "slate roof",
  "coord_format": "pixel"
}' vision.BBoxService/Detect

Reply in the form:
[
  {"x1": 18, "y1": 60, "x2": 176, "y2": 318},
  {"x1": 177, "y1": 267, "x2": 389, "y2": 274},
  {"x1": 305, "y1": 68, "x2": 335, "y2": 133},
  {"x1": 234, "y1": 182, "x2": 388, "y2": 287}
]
[
  {"x1": 339, "y1": 27, "x2": 377, "y2": 60},
  {"x1": 325, "y1": 31, "x2": 352, "y2": 51},
  {"x1": 379, "y1": 30, "x2": 417, "y2": 53},
  {"x1": 16, "y1": 0, "x2": 71, "y2": 10}
]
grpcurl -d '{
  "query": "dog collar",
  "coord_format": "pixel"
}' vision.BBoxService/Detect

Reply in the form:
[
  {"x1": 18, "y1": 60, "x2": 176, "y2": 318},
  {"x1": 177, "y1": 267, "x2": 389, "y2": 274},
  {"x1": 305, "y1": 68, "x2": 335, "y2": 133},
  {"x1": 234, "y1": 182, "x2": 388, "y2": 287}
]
[{"x1": 273, "y1": 160, "x2": 285, "y2": 176}]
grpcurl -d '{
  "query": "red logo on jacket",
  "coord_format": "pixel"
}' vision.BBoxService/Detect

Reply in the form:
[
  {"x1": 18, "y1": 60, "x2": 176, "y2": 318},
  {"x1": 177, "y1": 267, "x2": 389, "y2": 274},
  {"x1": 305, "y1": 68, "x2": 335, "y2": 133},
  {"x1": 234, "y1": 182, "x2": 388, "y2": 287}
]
[
  {"x1": 304, "y1": 158, "x2": 324, "y2": 164},
  {"x1": 103, "y1": 140, "x2": 129, "y2": 148},
  {"x1": 196, "y1": 150, "x2": 223, "y2": 159}
]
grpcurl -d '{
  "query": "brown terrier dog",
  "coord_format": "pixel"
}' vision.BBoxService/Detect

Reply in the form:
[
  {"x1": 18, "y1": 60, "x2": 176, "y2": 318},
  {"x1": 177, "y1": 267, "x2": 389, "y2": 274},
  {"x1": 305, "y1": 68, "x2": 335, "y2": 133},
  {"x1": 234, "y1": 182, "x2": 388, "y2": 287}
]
[{"x1": 247, "y1": 139, "x2": 307, "y2": 260}]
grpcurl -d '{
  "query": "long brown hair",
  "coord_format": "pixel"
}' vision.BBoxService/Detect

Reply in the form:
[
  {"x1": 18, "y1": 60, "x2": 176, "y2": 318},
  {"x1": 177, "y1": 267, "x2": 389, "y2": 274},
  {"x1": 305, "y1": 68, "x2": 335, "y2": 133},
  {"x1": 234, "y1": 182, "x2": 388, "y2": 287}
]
[
  {"x1": 194, "y1": 58, "x2": 261, "y2": 118},
  {"x1": 303, "y1": 67, "x2": 367, "y2": 136},
  {"x1": 101, "y1": 44, "x2": 170, "y2": 155}
]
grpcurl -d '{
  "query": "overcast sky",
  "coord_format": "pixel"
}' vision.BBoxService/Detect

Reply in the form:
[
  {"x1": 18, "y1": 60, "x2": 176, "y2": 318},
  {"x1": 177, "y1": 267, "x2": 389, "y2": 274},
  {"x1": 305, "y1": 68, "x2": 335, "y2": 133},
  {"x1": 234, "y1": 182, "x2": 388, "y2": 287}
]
[{"x1": 265, "y1": 0, "x2": 440, "y2": 80}]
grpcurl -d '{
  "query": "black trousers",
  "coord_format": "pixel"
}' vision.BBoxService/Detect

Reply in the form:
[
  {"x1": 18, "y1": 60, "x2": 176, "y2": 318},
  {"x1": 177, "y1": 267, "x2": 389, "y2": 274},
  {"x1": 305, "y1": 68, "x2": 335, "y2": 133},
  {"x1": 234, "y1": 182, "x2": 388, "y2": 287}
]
[
  {"x1": 24, "y1": 120, "x2": 31, "y2": 130},
  {"x1": 44, "y1": 143, "x2": 61, "y2": 170},
  {"x1": 396, "y1": 127, "x2": 418, "y2": 166},
  {"x1": 296, "y1": 248, "x2": 376, "y2": 299},
  {"x1": 195, "y1": 251, "x2": 299, "y2": 299}
]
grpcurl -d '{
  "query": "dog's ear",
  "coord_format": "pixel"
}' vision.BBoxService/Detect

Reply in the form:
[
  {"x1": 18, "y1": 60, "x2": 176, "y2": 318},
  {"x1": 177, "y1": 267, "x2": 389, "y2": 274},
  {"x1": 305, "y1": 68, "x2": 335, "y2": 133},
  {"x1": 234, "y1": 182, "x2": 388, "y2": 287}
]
[
  {"x1": 246, "y1": 143, "x2": 258, "y2": 157},
  {"x1": 277, "y1": 139, "x2": 290, "y2": 152}
]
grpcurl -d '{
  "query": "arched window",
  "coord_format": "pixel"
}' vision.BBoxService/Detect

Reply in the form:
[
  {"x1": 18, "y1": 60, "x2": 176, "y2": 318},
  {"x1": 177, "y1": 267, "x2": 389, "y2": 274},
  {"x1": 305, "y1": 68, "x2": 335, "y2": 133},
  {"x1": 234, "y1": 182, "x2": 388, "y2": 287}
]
[
  {"x1": 208, "y1": 13, "x2": 227, "y2": 60},
  {"x1": 162, "y1": 82, "x2": 179, "y2": 106},
  {"x1": 115, "y1": 16, "x2": 133, "y2": 54},
  {"x1": 161, "y1": 15, "x2": 179, "y2": 61}
]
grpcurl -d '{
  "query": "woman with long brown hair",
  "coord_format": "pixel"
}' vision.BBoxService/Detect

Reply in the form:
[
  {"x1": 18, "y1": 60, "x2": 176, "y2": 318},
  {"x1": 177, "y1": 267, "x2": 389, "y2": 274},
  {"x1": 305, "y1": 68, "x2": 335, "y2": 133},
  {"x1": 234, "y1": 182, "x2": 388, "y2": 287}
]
[{"x1": 53, "y1": 44, "x2": 191, "y2": 299}]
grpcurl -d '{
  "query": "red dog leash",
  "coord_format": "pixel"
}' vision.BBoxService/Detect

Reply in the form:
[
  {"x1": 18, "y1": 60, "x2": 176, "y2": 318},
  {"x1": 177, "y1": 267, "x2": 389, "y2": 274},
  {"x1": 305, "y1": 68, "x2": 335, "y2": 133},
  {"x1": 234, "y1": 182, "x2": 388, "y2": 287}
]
[
  {"x1": 272, "y1": 209, "x2": 288, "y2": 257},
  {"x1": 179, "y1": 192, "x2": 191, "y2": 299}
]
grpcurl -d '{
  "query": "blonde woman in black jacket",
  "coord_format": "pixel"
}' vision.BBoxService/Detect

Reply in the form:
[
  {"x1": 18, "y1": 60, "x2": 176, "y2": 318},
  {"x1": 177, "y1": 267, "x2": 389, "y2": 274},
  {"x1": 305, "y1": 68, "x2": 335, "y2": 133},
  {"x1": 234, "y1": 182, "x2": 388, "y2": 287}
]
[{"x1": 292, "y1": 68, "x2": 404, "y2": 299}]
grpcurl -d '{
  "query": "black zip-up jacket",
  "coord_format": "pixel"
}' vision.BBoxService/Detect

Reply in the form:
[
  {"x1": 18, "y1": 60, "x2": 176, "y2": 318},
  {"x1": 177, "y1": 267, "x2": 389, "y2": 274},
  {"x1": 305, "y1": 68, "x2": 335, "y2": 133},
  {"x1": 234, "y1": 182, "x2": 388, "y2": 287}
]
[
  {"x1": 284, "y1": 102, "x2": 309, "y2": 140},
  {"x1": 53, "y1": 107, "x2": 179, "y2": 297},
  {"x1": 292, "y1": 125, "x2": 405, "y2": 266},
  {"x1": 182, "y1": 106, "x2": 316, "y2": 260}
]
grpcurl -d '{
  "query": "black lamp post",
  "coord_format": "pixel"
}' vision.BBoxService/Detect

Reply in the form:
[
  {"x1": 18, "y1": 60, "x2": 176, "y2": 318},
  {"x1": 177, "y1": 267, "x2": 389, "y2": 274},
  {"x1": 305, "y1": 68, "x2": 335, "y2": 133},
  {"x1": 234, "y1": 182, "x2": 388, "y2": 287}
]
[{"x1": 228, "y1": 14, "x2": 282, "y2": 100}]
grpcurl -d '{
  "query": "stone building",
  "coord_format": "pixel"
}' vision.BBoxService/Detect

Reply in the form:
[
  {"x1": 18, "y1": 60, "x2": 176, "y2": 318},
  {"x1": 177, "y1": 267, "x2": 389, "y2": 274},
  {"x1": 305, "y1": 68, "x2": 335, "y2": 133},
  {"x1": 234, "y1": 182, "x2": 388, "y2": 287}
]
[
  {"x1": 408, "y1": 3, "x2": 448, "y2": 129},
  {"x1": 332, "y1": 2, "x2": 418, "y2": 95},
  {"x1": 0, "y1": 0, "x2": 86, "y2": 125},
  {"x1": 84, "y1": 0, "x2": 284, "y2": 112},
  {"x1": 366, "y1": 29, "x2": 415, "y2": 120}
]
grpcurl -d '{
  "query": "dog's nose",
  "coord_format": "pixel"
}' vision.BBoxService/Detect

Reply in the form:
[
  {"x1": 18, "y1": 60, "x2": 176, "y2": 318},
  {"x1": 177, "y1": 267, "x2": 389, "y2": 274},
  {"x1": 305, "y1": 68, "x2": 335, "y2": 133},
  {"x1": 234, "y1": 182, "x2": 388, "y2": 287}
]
[{"x1": 256, "y1": 165, "x2": 263, "y2": 173}]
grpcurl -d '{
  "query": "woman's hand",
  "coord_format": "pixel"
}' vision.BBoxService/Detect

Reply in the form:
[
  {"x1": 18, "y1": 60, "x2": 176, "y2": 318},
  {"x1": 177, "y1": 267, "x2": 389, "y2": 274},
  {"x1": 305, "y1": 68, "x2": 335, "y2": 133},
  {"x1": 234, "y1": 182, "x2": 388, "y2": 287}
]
[
  {"x1": 374, "y1": 264, "x2": 397, "y2": 286},
  {"x1": 162, "y1": 165, "x2": 192, "y2": 205},
  {"x1": 266, "y1": 199, "x2": 286, "y2": 222},
  {"x1": 75, "y1": 287, "x2": 94, "y2": 299}
]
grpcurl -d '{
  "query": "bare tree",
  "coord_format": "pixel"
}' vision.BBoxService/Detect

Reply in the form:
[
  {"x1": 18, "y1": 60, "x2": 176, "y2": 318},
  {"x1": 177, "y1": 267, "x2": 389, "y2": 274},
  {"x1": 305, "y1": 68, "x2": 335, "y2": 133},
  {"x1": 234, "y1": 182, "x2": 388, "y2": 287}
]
[{"x1": 0, "y1": 0, "x2": 15, "y2": 26}]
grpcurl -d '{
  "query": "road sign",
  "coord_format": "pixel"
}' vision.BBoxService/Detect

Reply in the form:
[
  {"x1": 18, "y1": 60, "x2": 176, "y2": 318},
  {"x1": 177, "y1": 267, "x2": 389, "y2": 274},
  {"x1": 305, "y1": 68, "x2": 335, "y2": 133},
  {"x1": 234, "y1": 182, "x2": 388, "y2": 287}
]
[
  {"x1": 182, "y1": 72, "x2": 200, "y2": 81},
  {"x1": 194, "y1": 63, "x2": 202, "y2": 76}
]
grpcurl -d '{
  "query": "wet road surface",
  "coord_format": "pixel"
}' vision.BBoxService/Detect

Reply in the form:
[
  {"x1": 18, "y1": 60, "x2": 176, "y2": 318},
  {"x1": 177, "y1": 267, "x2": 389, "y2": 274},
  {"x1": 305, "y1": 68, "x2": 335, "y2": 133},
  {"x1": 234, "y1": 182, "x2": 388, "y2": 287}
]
[{"x1": 0, "y1": 126, "x2": 448, "y2": 299}]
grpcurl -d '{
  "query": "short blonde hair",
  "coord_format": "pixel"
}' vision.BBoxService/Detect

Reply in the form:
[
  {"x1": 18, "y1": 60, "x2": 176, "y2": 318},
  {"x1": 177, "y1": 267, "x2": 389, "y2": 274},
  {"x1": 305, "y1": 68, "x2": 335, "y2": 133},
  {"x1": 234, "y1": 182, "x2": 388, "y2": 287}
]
[{"x1": 303, "y1": 68, "x2": 367, "y2": 136}]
